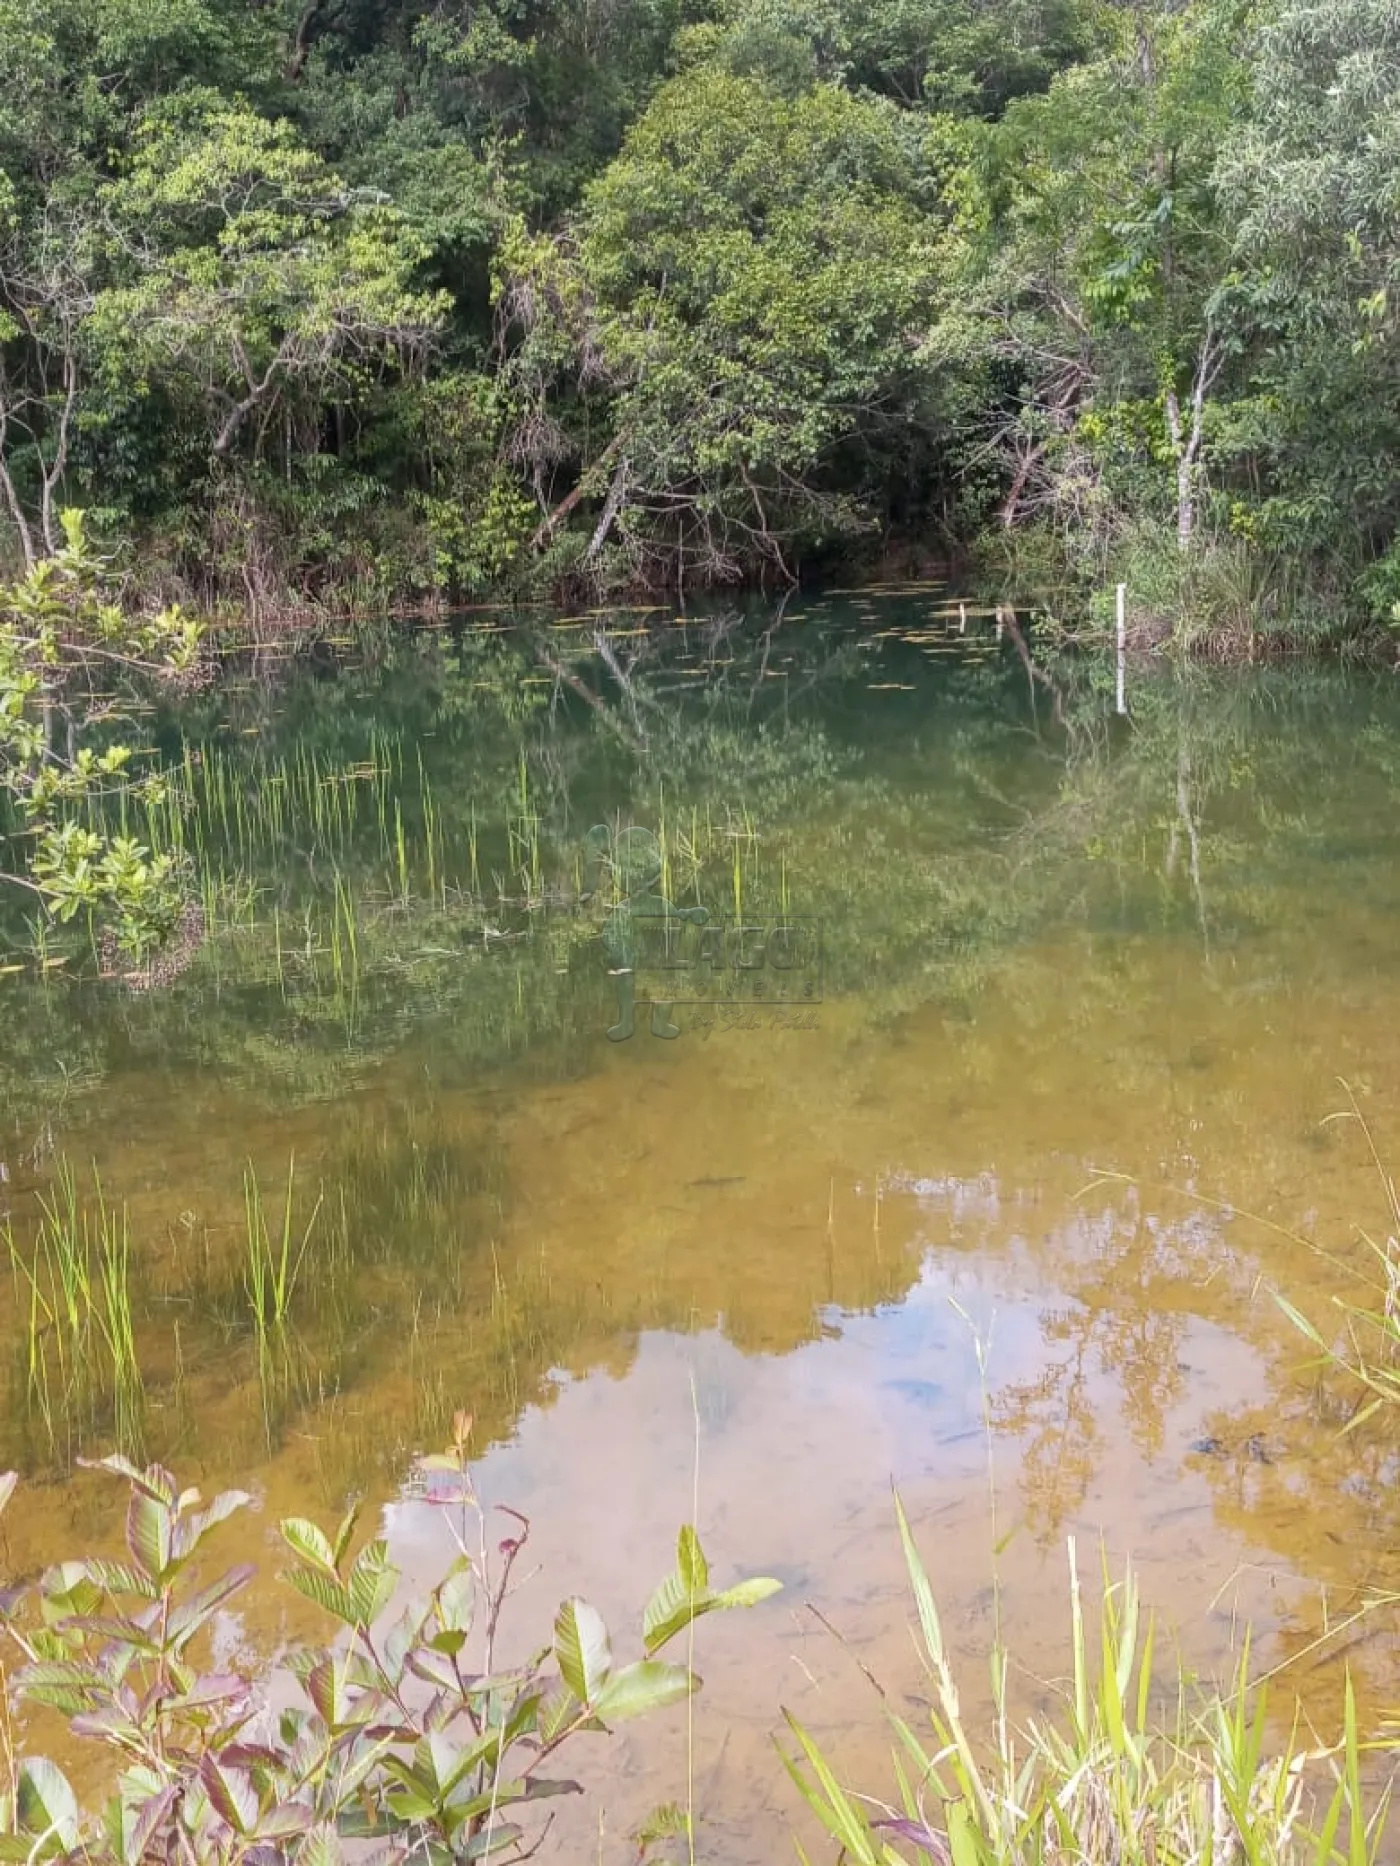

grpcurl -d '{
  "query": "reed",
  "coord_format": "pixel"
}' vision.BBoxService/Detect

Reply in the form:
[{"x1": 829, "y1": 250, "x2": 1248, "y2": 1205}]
[
  {"x1": 243, "y1": 1156, "x2": 322, "y2": 1339},
  {"x1": 784, "y1": 1501, "x2": 1386, "y2": 1866},
  {"x1": 6, "y1": 1162, "x2": 144, "y2": 1461}
]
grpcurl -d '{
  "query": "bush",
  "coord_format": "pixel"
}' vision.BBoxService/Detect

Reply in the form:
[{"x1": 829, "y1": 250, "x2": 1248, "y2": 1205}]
[{"x1": 0, "y1": 1417, "x2": 779, "y2": 1866}]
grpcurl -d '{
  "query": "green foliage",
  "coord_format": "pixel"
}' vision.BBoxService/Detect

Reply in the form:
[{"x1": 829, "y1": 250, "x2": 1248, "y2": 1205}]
[
  {"x1": 784, "y1": 1494, "x2": 1387, "y2": 1866},
  {"x1": 1, "y1": 0, "x2": 1399, "y2": 628},
  {"x1": 506, "y1": 70, "x2": 950, "y2": 583},
  {"x1": 0, "y1": 510, "x2": 201, "y2": 955},
  {"x1": 0, "y1": 1434, "x2": 781, "y2": 1866}
]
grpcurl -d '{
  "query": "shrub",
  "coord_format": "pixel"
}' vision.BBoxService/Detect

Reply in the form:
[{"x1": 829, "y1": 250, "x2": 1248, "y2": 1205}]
[{"x1": 0, "y1": 1415, "x2": 780, "y2": 1866}]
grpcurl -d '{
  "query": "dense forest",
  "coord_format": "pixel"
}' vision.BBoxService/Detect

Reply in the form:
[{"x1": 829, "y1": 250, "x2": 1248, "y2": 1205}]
[{"x1": 0, "y1": 0, "x2": 1397, "y2": 633}]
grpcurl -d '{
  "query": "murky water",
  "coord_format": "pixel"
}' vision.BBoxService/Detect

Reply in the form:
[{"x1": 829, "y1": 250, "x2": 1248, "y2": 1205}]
[{"x1": 4, "y1": 595, "x2": 1400, "y2": 1859}]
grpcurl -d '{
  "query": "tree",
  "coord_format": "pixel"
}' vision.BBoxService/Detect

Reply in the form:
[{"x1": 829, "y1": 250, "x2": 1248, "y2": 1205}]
[
  {"x1": 502, "y1": 70, "x2": 948, "y2": 588},
  {"x1": 92, "y1": 94, "x2": 449, "y2": 472},
  {"x1": 1212, "y1": 0, "x2": 1400, "y2": 601},
  {"x1": 961, "y1": 0, "x2": 1248, "y2": 560}
]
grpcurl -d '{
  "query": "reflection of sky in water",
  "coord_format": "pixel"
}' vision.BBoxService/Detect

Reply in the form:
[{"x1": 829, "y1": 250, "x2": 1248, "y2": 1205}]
[{"x1": 380, "y1": 1218, "x2": 1295, "y2": 1866}]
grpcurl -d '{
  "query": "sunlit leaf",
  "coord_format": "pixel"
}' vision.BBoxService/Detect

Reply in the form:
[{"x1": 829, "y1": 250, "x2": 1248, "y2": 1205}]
[
  {"x1": 167, "y1": 1565, "x2": 256, "y2": 1645},
  {"x1": 592, "y1": 1659, "x2": 696, "y2": 1723},
  {"x1": 677, "y1": 1525, "x2": 708, "y2": 1594},
  {"x1": 281, "y1": 1517, "x2": 337, "y2": 1576},
  {"x1": 348, "y1": 1541, "x2": 398, "y2": 1626},
  {"x1": 461, "y1": 1823, "x2": 522, "y2": 1860},
  {"x1": 16, "y1": 1759, "x2": 80, "y2": 1850},
  {"x1": 332, "y1": 1502, "x2": 361, "y2": 1571},
  {"x1": 127, "y1": 1784, "x2": 179, "y2": 1866},
  {"x1": 713, "y1": 1576, "x2": 782, "y2": 1612},
  {"x1": 537, "y1": 1682, "x2": 582, "y2": 1743},
  {"x1": 553, "y1": 1597, "x2": 612, "y2": 1704},
  {"x1": 285, "y1": 1565, "x2": 356, "y2": 1625},
  {"x1": 198, "y1": 1756, "x2": 259, "y2": 1835},
  {"x1": 126, "y1": 1492, "x2": 173, "y2": 1583},
  {"x1": 301, "y1": 1823, "x2": 346, "y2": 1866}
]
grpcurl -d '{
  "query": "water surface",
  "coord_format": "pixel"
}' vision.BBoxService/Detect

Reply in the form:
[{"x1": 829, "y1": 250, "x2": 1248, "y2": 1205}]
[{"x1": 3, "y1": 596, "x2": 1400, "y2": 1859}]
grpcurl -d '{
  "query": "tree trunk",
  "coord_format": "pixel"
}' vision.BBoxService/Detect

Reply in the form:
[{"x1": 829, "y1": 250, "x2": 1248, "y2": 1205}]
[{"x1": 1176, "y1": 451, "x2": 1195, "y2": 551}]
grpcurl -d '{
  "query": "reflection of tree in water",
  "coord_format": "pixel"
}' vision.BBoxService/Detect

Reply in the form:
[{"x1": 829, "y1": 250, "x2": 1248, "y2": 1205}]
[
  {"x1": 8, "y1": 615, "x2": 1400, "y2": 1511},
  {"x1": 992, "y1": 1213, "x2": 1192, "y2": 1541}
]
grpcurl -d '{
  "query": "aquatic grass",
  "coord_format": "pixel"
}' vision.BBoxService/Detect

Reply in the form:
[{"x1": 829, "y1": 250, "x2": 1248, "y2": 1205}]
[
  {"x1": 330, "y1": 869, "x2": 360, "y2": 1006},
  {"x1": 243, "y1": 1157, "x2": 322, "y2": 1338},
  {"x1": 93, "y1": 1190, "x2": 144, "y2": 1457},
  {"x1": 5, "y1": 1163, "x2": 144, "y2": 1461},
  {"x1": 784, "y1": 1505, "x2": 1388, "y2": 1866},
  {"x1": 243, "y1": 1157, "x2": 323, "y2": 1449}
]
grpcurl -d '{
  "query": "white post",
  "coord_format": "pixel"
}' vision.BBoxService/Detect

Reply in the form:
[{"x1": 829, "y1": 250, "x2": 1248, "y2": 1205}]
[{"x1": 1115, "y1": 582, "x2": 1127, "y2": 715}]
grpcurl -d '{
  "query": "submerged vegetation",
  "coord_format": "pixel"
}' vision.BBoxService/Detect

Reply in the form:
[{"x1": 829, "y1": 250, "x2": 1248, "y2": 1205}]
[{"x1": 0, "y1": 0, "x2": 1398, "y2": 636}]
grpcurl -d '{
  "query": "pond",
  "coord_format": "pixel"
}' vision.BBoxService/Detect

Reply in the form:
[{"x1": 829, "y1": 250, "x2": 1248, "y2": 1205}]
[{"x1": 3, "y1": 591, "x2": 1400, "y2": 1860}]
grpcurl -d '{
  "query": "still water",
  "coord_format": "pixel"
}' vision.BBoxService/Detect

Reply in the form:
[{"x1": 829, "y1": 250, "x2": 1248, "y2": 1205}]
[{"x1": 3, "y1": 593, "x2": 1400, "y2": 1858}]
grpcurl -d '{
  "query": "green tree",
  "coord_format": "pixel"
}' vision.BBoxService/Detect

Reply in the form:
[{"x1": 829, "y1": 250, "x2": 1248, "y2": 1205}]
[
  {"x1": 505, "y1": 70, "x2": 948, "y2": 586},
  {"x1": 1212, "y1": 0, "x2": 1400, "y2": 604},
  {"x1": 961, "y1": 0, "x2": 1248, "y2": 559},
  {"x1": 92, "y1": 95, "x2": 448, "y2": 473}
]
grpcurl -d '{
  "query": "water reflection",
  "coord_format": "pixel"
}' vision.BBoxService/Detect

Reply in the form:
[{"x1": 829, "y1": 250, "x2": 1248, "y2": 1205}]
[{"x1": 3, "y1": 606, "x2": 1400, "y2": 1859}]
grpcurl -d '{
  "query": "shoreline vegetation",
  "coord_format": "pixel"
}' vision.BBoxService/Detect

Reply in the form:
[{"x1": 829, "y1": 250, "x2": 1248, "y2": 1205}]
[
  {"x1": 2, "y1": 0, "x2": 1400, "y2": 646},
  {"x1": 0, "y1": 1375, "x2": 1394, "y2": 1866}
]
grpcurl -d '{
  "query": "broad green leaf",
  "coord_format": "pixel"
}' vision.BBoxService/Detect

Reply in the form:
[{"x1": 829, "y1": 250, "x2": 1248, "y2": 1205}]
[
  {"x1": 592, "y1": 1659, "x2": 696, "y2": 1723},
  {"x1": 305, "y1": 1658, "x2": 343, "y2": 1728},
  {"x1": 301, "y1": 1824, "x2": 345, "y2": 1866},
  {"x1": 126, "y1": 1491, "x2": 173, "y2": 1583},
  {"x1": 16, "y1": 1759, "x2": 79, "y2": 1850},
  {"x1": 537, "y1": 1682, "x2": 582, "y2": 1743},
  {"x1": 642, "y1": 1569, "x2": 708, "y2": 1655},
  {"x1": 714, "y1": 1576, "x2": 782, "y2": 1611},
  {"x1": 461, "y1": 1823, "x2": 522, "y2": 1860},
  {"x1": 285, "y1": 1565, "x2": 356, "y2": 1625},
  {"x1": 178, "y1": 1490, "x2": 253, "y2": 1557},
  {"x1": 13, "y1": 1660, "x2": 104, "y2": 1717},
  {"x1": 553, "y1": 1597, "x2": 612, "y2": 1705},
  {"x1": 332, "y1": 1502, "x2": 361, "y2": 1570},
  {"x1": 433, "y1": 1559, "x2": 475, "y2": 1645},
  {"x1": 348, "y1": 1540, "x2": 398, "y2": 1625},
  {"x1": 82, "y1": 1456, "x2": 175, "y2": 1504},
  {"x1": 166, "y1": 1565, "x2": 256, "y2": 1646},
  {"x1": 281, "y1": 1517, "x2": 336, "y2": 1575},
  {"x1": 258, "y1": 1803, "x2": 314, "y2": 1840},
  {"x1": 70, "y1": 1559, "x2": 158, "y2": 1601},
  {"x1": 197, "y1": 1756, "x2": 258, "y2": 1835},
  {"x1": 382, "y1": 1753, "x2": 440, "y2": 1803},
  {"x1": 126, "y1": 1783, "x2": 179, "y2": 1866}
]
